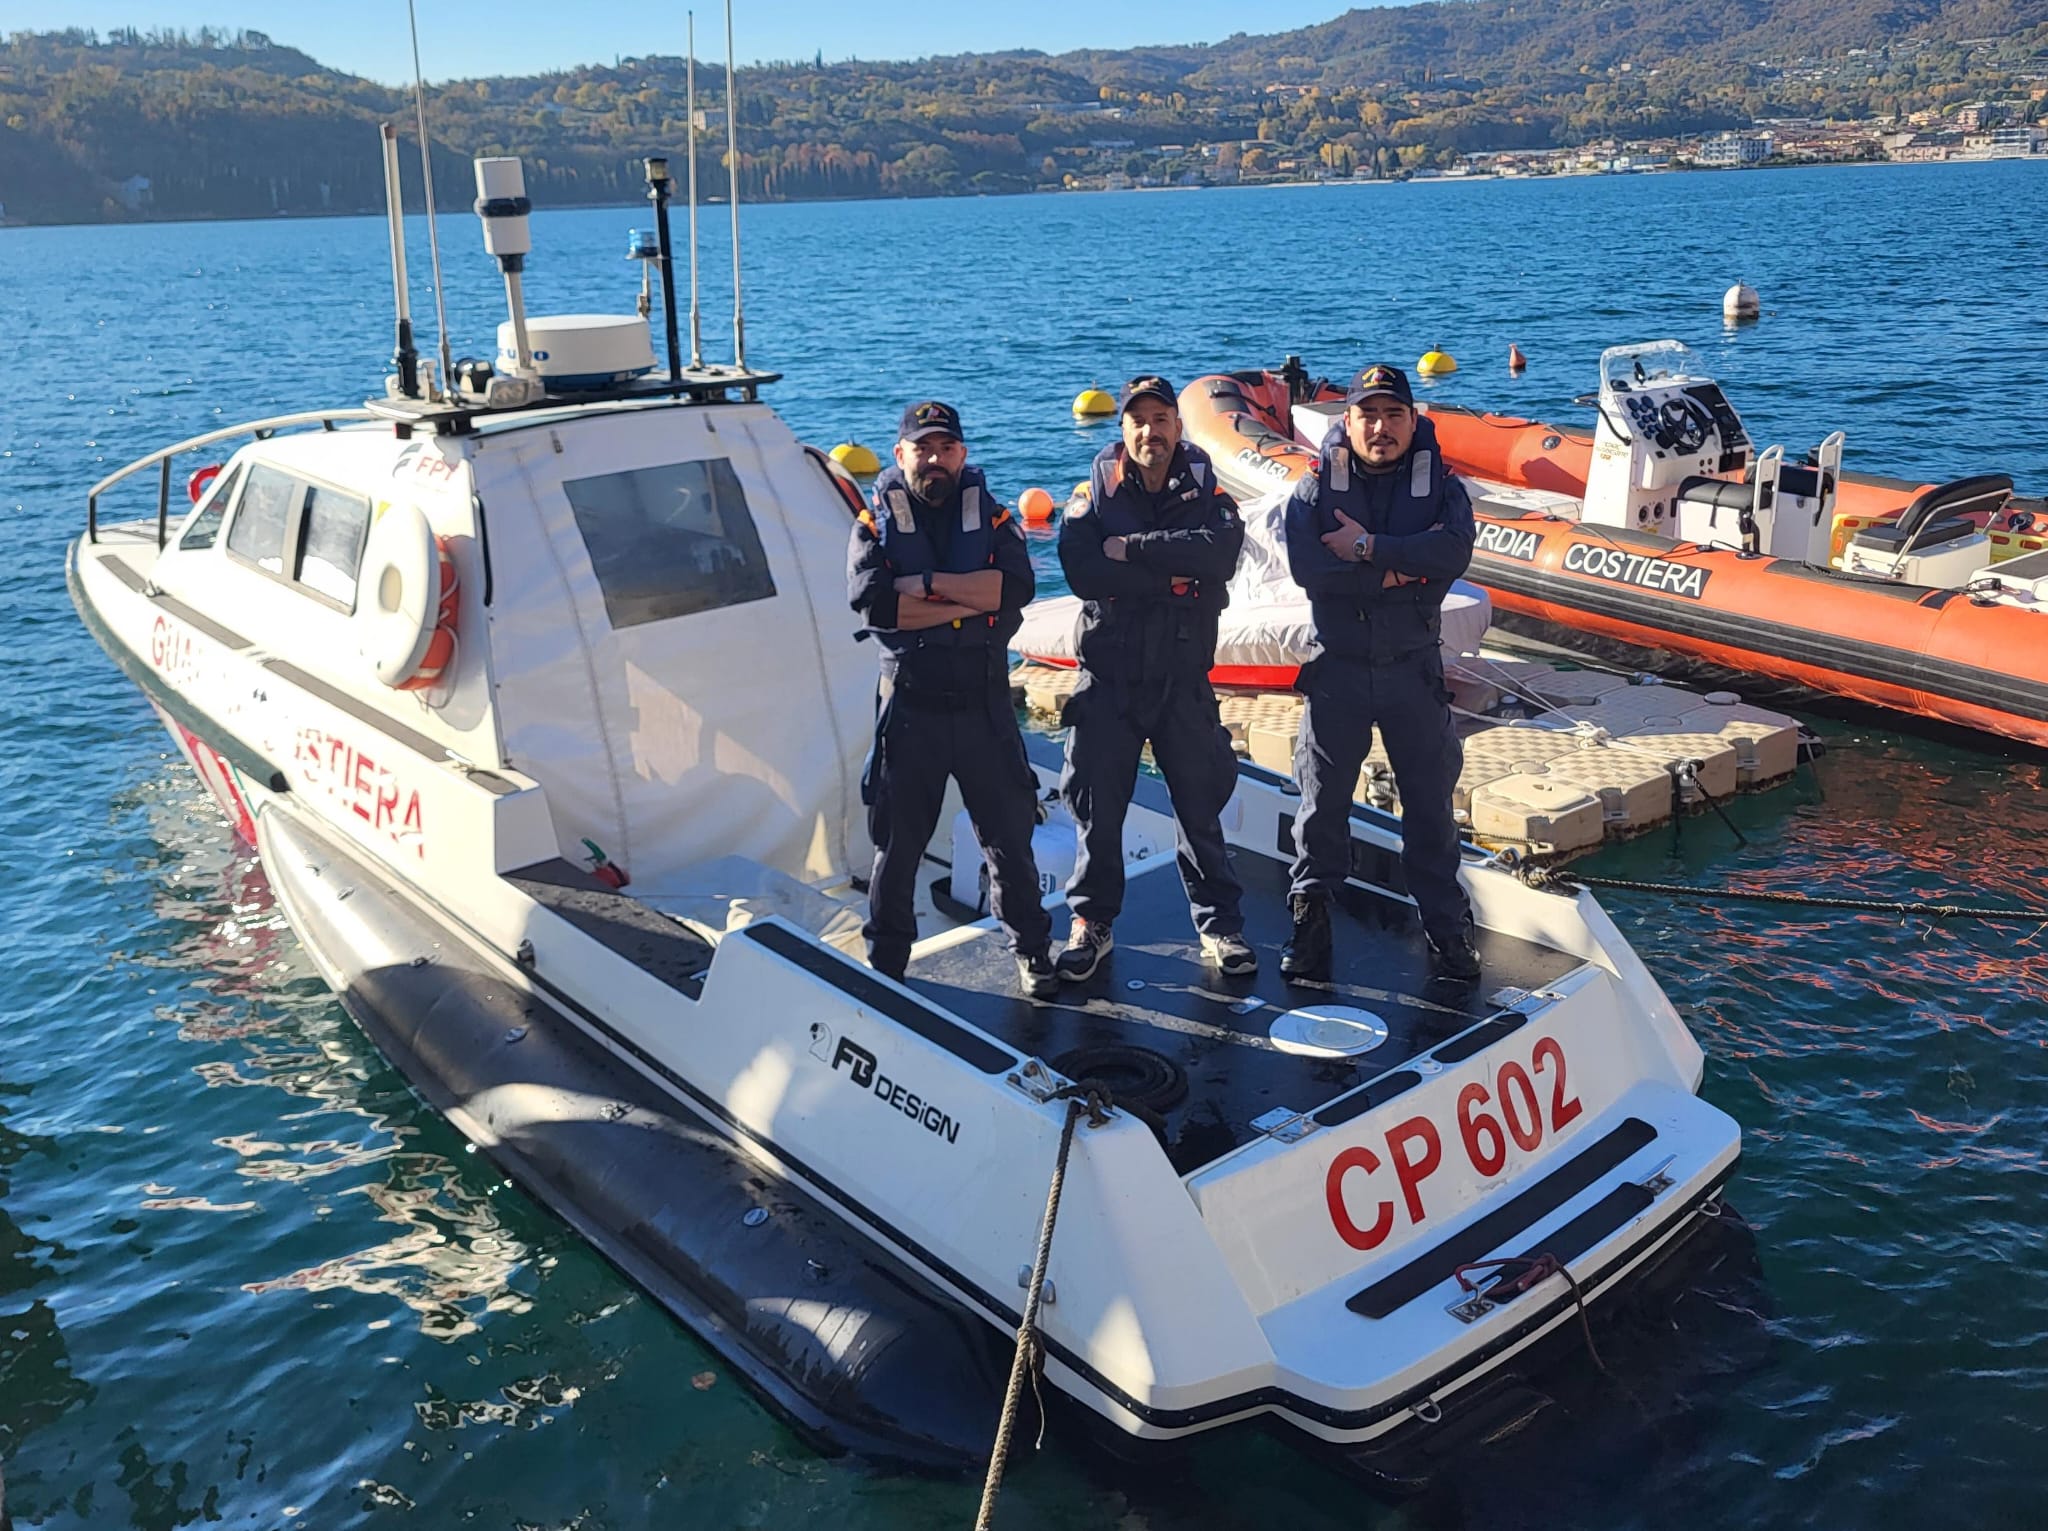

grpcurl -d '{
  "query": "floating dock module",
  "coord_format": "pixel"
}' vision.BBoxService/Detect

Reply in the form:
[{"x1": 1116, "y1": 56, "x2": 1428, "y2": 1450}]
[
  {"x1": 1674, "y1": 695, "x2": 1803, "y2": 786},
  {"x1": 1016, "y1": 664, "x2": 1081, "y2": 718},
  {"x1": 1534, "y1": 748, "x2": 1674, "y2": 834},
  {"x1": 1217, "y1": 691, "x2": 1307, "y2": 750},
  {"x1": 1011, "y1": 654, "x2": 1803, "y2": 860},
  {"x1": 1467, "y1": 774, "x2": 1606, "y2": 856}
]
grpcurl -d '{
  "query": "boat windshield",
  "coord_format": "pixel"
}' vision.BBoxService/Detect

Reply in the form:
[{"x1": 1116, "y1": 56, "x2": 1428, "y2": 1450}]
[{"x1": 1599, "y1": 340, "x2": 1708, "y2": 392}]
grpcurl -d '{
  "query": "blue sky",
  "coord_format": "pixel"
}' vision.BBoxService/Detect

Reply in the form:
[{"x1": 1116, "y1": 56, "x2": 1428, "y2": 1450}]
[{"x1": 16, "y1": 2, "x2": 1374, "y2": 80}]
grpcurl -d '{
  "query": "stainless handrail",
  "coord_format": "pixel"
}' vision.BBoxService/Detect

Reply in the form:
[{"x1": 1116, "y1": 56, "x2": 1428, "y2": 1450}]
[{"x1": 86, "y1": 408, "x2": 381, "y2": 547}]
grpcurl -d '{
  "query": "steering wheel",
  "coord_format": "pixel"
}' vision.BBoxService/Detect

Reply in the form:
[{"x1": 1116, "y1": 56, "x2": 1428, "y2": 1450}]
[{"x1": 1656, "y1": 398, "x2": 1711, "y2": 454}]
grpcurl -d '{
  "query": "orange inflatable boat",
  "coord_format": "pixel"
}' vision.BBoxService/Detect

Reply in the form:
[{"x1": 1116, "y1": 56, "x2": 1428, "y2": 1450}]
[{"x1": 1182, "y1": 346, "x2": 2048, "y2": 748}]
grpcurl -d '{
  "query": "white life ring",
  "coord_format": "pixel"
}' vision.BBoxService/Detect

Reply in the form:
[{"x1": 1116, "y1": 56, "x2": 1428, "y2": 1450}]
[{"x1": 359, "y1": 502, "x2": 460, "y2": 690}]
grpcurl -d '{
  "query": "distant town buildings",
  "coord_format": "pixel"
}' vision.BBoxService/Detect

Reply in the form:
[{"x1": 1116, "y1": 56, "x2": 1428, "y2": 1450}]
[
  {"x1": 1045, "y1": 92, "x2": 2040, "y2": 194},
  {"x1": 1694, "y1": 132, "x2": 1775, "y2": 167}
]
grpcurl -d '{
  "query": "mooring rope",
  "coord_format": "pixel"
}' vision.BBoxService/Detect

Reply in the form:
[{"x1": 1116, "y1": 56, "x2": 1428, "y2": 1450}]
[
  {"x1": 1520, "y1": 864, "x2": 2044, "y2": 922},
  {"x1": 973, "y1": 1083, "x2": 1113, "y2": 1531},
  {"x1": 1451, "y1": 1253, "x2": 1610, "y2": 1377}
]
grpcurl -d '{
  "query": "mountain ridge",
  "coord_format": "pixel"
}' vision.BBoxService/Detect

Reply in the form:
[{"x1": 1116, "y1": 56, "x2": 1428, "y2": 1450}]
[{"x1": 1, "y1": 1, "x2": 2043, "y2": 223}]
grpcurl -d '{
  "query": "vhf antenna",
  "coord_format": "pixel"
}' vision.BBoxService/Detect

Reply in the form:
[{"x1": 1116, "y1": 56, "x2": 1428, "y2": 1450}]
[
  {"x1": 725, "y1": 0, "x2": 745, "y2": 371},
  {"x1": 687, "y1": 11, "x2": 703, "y2": 369},
  {"x1": 378, "y1": 123, "x2": 420, "y2": 398},
  {"x1": 406, "y1": 0, "x2": 453, "y2": 398}
]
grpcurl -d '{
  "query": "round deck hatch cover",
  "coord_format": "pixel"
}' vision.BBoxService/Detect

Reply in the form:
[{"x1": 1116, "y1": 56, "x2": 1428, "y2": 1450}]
[{"x1": 1270, "y1": 1004, "x2": 1390, "y2": 1058}]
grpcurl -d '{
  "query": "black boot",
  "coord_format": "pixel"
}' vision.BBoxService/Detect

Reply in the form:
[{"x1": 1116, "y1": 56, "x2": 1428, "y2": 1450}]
[
  {"x1": 1281, "y1": 893, "x2": 1332, "y2": 982},
  {"x1": 1428, "y1": 924, "x2": 1482, "y2": 982}
]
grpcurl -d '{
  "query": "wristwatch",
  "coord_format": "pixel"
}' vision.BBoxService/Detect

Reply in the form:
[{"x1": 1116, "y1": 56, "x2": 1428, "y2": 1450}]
[
  {"x1": 922, "y1": 569, "x2": 935, "y2": 599},
  {"x1": 1352, "y1": 534, "x2": 1372, "y2": 562}
]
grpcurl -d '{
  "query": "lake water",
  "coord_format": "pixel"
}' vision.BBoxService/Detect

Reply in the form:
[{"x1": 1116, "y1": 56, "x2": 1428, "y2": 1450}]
[{"x1": 4, "y1": 162, "x2": 2047, "y2": 1529}]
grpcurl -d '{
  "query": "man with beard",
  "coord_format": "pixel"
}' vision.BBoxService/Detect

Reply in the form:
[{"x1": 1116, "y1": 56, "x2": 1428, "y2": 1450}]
[
  {"x1": 1281, "y1": 363, "x2": 1480, "y2": 983},
  {"x1": 1054, "y1": 375, "x2": 1253, "y2": 983},
  {"x1": 848, "y1": 400, "x2": 1058, "y2": 997}
]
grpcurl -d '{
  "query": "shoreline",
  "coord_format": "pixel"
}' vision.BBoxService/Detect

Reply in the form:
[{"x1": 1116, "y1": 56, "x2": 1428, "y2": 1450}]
[{"x1": 1, "y1": 151, "x2": 2037, "y2": 231}]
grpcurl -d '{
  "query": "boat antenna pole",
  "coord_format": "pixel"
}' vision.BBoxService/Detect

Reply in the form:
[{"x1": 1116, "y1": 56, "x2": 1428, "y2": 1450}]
[
  {"x1": 645, "y1": 156, "x2": 682, "y2": 385},
  {"x1": 379, "y1": 123, "x2": 420, "y2": 399},
  {"x1": 725, "y1": 0, "x2": 746, "y2": 371},
  {"x1": 687, "y1": 11, "x2": 703, "y2": 369},
  {"x1": 406, "y1": 0, "x2": 454, "y2": 399}
]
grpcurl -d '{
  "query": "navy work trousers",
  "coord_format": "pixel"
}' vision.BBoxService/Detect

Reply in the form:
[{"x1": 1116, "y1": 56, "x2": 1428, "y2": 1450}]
[
  {"x1": 1061, "y1": 677, "x2": 1244, "y2": 936},
  {"x1": 1289, "y1": 649, "x2": 1472, "y2": 940},
  {"x1": 864, "y1": 684, "x2": 1052, "y2": 975}
]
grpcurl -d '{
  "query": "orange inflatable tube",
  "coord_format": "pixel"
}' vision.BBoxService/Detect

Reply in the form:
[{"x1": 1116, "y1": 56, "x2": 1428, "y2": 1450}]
[{"x1": 1178, "y1": 370, "x2": 2048, "y2": 749}]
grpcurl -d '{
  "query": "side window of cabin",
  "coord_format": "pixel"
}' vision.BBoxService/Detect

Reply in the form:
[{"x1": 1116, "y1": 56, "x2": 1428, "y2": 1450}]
[
  {"x1": 226, "y1": 465, "x2": 299, "y2": 575},
  {"x1": 298, "y1": 485, "x2": 372, "y2": 606},
  {"x1": 178, "y1": 463, "x2": 243, "y2": 551},
  {"x1": 561, "y1": 457, "x2": 777, "y2": 629}
]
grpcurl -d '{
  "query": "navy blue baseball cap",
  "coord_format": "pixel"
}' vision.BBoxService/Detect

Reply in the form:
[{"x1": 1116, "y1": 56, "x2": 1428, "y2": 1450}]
[
  {"x1": 1346, "y1": 363, "x2": 1415, "y2": 408},
  {"x1": 1118, "y1": 374, "x2": 1179, "y2": 414},
  {"x1": 898, "y1": 400, "x2": 964, "y2": 443}
]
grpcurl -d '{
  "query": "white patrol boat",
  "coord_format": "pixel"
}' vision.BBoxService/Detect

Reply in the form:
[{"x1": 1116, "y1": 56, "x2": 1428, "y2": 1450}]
[{"x1": 68, "y1": 137, "x2": 1744, "y2": 1487}]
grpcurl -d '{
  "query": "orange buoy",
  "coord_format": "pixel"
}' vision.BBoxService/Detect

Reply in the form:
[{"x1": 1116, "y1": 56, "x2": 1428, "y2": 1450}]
[
  {"x1": 1019, "y1": 486, "x2": 1056, "y2": 526},
  {"x1": 1508, "y1": 343, "x2": 1527, "y2": 372}
]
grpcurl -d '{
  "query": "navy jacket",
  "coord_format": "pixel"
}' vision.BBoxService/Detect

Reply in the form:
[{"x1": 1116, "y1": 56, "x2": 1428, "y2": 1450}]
[
  {"x1": 848, "y1": 464, "x2": 1035, "y2": 691},
  {"x1": 1283, "y1": 415, "x2": 1474, "y2": 661},
  {"x1": 1059, "y1": 441, "x2": 1244, "y2": 694}
]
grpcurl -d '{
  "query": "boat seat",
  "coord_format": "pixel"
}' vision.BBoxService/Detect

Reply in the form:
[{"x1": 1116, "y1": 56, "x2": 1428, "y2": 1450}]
[
  {"x1": 1773, "y1": 463, "x2": 1835, "y2": 500},
  {"x1": 1848, "y1": 517, "x2": 1979, "y2": 553},
  {"x1": 1846, "y1": 474, "x2": 2013, "y2": 560},
  {"x1": 1677, "y1": 475, "x2": 1768, "y2": 513},
  {"x1": 1900, "y1": 473, "x2": 2014, "y2": 528}
]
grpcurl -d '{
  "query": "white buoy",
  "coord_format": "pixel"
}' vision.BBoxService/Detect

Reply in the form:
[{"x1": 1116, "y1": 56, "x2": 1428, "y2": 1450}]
[{"x1": 1723, "y1": 281, "x2": 1760, "y2": 322}]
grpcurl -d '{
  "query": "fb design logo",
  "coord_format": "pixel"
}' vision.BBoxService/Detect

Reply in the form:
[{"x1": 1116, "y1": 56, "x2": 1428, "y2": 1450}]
[
  {"x1": 831, "y1": 1036, "x2": 878, "y2": 1087},
  {"x1": 809, "y1": 1023, "x2": 962, "y2": 1145}
]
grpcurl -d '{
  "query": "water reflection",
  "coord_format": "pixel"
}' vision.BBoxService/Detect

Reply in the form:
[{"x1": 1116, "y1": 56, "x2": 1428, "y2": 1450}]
[
  {"x1": 132, "y1": 797, "x2": 541, "y2": 1345},
  {"x1": 241, "y1": 1157, "x2": 535, "y2": 1342},
  {"x1": 0, "y1": 1083, "x2": 94, "y2": 1525}
]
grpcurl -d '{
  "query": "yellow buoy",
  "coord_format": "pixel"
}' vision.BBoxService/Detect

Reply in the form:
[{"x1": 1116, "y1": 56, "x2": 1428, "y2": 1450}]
[
  {"x1": 1417, "y1": 349, "x2": 1458, "y2": 376},
  {"x1": 1073, "y1": 387, "x2": 1117, "y2": 418},
  {"x1": 830, "y1": 441, "x2": 882, "y2": 476}
]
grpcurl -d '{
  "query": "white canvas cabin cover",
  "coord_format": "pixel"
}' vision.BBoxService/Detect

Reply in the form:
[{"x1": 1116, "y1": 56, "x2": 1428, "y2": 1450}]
[
  {"x1": 1012, "y1": 484, "x2": 1492, "y2": 669},
  {"x1": 476, "y1": 402, "x2": 875, "y2": 894}
]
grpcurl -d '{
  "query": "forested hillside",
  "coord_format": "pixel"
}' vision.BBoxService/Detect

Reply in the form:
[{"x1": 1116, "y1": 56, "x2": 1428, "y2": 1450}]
[{"x1": 1, "y1": 0, "x2": 2043, "y2": 223}]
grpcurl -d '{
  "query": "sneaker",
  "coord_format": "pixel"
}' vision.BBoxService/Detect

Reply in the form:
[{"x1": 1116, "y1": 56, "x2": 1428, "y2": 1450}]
[
  {"x1": 1280, "y1": 894, "x2": 1331, "y2": 982},
  {"x1": 1016, "y1": 951, "x2": 1059, "y2": 1000},
  {"x1": 1428, "y1": 928, "x2": 1482, "y2": 981},
  {"x1": 1201, "y1": 931, "x2": 1259, "y2": 976},
  {"x1": 1054, "y1": 918, "x2": 1114, "y2": 984}
]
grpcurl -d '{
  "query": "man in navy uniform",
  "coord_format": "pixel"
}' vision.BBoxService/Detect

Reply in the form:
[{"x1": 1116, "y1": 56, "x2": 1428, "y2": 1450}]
[
  {"x1": 1281, "y1": 363, "x2": 1480, "y2": 982},
  {"x1": 848, "y1": 401, "x2": 1058, "y2": 998},
  {"x1": 1055, "y1": 375, "x2": 1255, "y2": 982}
]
